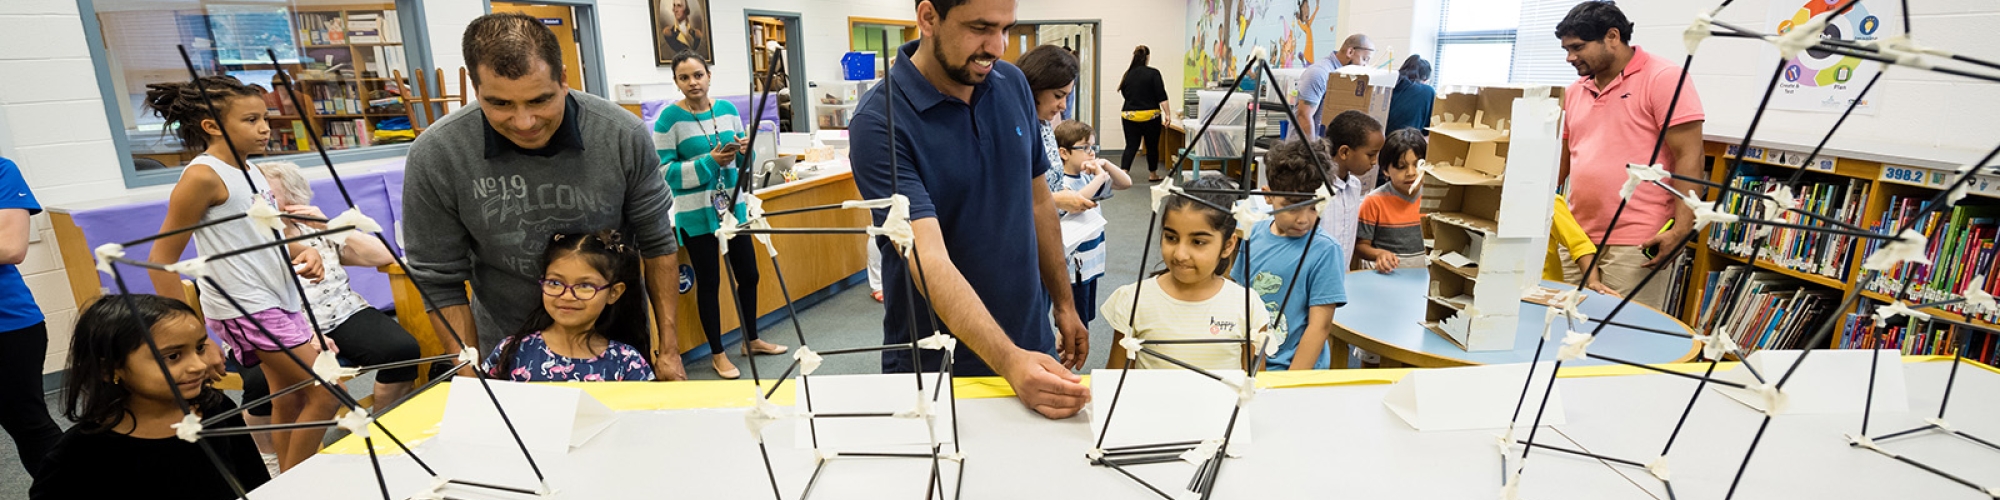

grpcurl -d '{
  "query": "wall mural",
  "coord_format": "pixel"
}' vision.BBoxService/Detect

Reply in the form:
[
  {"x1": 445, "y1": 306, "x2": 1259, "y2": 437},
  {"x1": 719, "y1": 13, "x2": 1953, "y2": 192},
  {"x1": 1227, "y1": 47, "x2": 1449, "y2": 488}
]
[{"x1": 1183, "y1": 0, "x2": 1337, "y2": 87}]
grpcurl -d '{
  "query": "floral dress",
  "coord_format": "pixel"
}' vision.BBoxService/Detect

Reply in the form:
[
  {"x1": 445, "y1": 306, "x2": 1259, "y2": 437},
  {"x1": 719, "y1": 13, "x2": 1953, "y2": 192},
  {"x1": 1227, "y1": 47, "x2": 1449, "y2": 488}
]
[{"x1": 484, "y1": 331, "x2": 655, "y2": 381}]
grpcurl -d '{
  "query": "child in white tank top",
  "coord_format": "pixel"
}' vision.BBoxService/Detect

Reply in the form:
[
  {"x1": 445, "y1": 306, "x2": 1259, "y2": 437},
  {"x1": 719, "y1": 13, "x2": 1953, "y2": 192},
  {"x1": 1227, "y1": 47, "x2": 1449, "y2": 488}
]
[{"x1": 141, "y1": 76, "x2": 337, "y2": 472}]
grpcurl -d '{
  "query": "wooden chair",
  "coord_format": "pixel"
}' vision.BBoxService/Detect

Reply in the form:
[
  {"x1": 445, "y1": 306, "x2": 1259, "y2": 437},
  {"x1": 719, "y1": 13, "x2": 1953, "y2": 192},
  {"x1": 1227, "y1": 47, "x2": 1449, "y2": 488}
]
[
  {"x1": 391, "y1": 67, "x2": 468, "y2": 135},
  {"x1": 179, "y1": 280, "x2": 247, "y2": 391}
]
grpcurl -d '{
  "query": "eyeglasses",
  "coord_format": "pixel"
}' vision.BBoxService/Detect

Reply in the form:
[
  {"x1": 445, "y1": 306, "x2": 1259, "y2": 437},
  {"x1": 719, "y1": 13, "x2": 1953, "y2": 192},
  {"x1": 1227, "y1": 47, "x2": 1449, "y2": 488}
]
[
  {"x1": 1062, "y1": 144, "x2": 1100, "y2": 154},
  {"x1": 540, "y1": 279, "x2": 607, "y2": 300}
]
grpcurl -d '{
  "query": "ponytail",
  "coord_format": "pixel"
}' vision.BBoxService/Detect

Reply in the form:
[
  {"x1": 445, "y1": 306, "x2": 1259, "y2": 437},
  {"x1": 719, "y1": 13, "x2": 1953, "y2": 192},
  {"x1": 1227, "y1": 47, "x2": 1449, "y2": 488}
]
[{"x1": 143, "y1": 76, "x2": 265, "y2": 152}]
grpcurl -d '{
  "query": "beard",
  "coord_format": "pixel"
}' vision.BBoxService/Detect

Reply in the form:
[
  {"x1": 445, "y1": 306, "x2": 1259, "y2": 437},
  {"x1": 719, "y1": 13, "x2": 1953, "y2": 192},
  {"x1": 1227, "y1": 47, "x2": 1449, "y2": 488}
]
[{"x1": 931, "y1": 44, "x2": 989, "y2": 86}]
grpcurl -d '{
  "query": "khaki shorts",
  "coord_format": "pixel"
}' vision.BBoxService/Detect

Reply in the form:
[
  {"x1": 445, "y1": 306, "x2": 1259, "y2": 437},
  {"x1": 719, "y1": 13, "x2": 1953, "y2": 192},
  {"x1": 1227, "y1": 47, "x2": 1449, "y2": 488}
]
[{"x1": 1560, "y1": 245, "x2": 1672, "y2": 310}]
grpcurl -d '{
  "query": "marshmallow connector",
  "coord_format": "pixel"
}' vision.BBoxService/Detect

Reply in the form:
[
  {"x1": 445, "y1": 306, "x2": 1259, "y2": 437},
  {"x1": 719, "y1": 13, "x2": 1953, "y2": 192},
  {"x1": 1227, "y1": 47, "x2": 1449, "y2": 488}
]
[
  {"x1": 1230, "y1": 198, "x2": 1270, "y2": 237},
  {"x1": 171, "y1": 413, "x2": 204, "y2": 443},
  {"x1": 1178, "y1": 438, "x2": 1225, "y2": 464},
  {"x1": 326, "y1": 208, "x2": 383, "y2": 235},
  {"x1": 1621, "y1": 163, "x2": 1670, "y2": 200},
  {"x1": 1963, "y1": 276, "x2": 1997, "y2": 315},
  {"x1": 1873, "y1": 301, "x2": 1931, "y2": 328},
  {"x1": 1557, "y1": 330, "x2": 1595, "y2": 362},
  {"x1": 1678, "y1": 190, "x2": 1739, "y2": 229},
  {"x1": 1862, "y1": 230, "x2": 1932, "y2": 272},
  {"x1": 337, "y1": 409, "x2": 373, "y2": 439},
  {"x1": 247, "y1": 199, "x2": 287, "y2": 232},
  {"x1": 165, "y1": 256, "x2": 213, "y2": 281},
  {"x1": 744, "y1": 393, "x2": 786, "y2": 443},
  {"x1": 1695, "y1": 325, "x2": 1739, "y2": 361},
  {"x1": 867, "y1": 195, "x2": 916, "y2": 257},
  {"x1": 794, "y1": 347, "x2": 824, "y2": 376},
  {"x1": 717, "y1": 194, "x2": 779, "y2": 257},
  {"x1": 314, "y1": 349, "x2": 358, "y2": 383},
  {"x1": 1119, "y1": 336, "x2": 1144, "y2": 360},
  {"x1": 1149, "y1": 175, "x2": 1185, "y2": 213},
  {"x1": 93, "y1": 243, "x2": 126, "y2": 275},
  {"x1": 917, "y1": 331, "x2": 957, "y2": 352}
]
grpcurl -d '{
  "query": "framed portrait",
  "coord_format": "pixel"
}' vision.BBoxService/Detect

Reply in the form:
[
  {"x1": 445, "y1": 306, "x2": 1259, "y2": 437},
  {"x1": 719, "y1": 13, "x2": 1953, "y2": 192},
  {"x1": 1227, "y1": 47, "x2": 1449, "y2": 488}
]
[{"x1": 652, "y1": 0, "x2": 713, "y2": 65}]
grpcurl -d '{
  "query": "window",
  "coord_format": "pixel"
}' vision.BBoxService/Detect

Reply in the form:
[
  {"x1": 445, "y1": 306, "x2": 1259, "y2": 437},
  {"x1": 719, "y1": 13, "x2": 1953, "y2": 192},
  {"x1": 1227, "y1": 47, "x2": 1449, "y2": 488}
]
[
  {"x1": 83, "y1": 0, "x2": 434, "y2": 187},
  {"x1": 1433, "y1": 0, "x2": 1585, "y2": 87}
]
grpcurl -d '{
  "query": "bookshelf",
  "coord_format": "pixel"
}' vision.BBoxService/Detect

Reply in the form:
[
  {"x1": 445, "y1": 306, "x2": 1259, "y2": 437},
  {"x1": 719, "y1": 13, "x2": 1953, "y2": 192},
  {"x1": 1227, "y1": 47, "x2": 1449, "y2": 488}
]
[
  {"x1": 1679, "y1": 139, "x2": 2000, "y2": 363},
  {"x1": 749, "y1": 16, "x2": 788, "y2": 92},
  {"x1": 254, "y1": 4, "x2": 413, "y2": 153}
]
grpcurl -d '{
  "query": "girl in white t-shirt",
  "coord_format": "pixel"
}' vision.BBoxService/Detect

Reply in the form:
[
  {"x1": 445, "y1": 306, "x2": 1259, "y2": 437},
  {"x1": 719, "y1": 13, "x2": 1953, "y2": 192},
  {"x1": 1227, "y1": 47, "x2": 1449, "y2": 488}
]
[{"x1": 1104, "y1": 177, "x2": 1273, "y2": 371}]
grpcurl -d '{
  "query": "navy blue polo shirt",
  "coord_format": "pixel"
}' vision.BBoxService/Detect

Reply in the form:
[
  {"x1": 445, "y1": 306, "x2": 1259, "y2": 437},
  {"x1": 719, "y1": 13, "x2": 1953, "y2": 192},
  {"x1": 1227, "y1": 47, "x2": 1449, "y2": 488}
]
[{"x1": 851, "y1": 40, "x2": 1055, "y2": 376}]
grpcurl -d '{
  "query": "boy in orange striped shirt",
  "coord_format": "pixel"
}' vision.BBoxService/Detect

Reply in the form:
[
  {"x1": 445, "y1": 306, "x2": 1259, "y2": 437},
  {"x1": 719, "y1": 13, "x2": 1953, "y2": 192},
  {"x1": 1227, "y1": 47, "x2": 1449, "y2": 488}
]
[{"x1": 1355, "y1": 129, "x2": 1428, "y2": 273}]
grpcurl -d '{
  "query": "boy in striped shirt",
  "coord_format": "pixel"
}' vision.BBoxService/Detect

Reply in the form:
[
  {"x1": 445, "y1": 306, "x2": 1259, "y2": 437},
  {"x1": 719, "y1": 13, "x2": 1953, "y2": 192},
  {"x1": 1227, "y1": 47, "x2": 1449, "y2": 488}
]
[{"x1": 1051, "y1": 120, "x2": 1133, "y2": 326}]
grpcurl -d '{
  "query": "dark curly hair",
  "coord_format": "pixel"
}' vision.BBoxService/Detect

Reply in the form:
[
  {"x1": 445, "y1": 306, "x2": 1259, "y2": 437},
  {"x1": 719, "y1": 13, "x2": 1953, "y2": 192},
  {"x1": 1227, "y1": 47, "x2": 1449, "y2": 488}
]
[
  {"x1": 143, "y1": 76, "x2": 265, "y2": 152},
  {"x1": 1555, "y1": 1, "x2": 1635, "y2": 44},
  {"x1": 488, "y1": 230, "x2": 651, "y2": 378},
  {"x1": 1263, "y1": 138, "x2": 1326, "y2": 195}
]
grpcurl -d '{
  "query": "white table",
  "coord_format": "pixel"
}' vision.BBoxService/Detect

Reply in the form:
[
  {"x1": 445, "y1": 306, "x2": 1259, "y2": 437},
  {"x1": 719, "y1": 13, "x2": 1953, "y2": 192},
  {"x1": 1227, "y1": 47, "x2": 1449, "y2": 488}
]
[{"x1": 256, "y1": 360, "x2": 2000, "y2": 499}]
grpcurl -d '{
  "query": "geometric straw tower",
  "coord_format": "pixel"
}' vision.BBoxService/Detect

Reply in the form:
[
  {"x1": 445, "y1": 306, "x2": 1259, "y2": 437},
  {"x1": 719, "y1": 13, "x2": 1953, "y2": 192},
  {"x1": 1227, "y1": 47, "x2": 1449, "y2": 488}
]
[
  {"x1": 86, "y1": 47, "x2": 555, "y2": 499},
  {"x1": 1086, "y1": 48, "x2": 1350, "y2": 499},
  {"x1": 1499, "y1": 2, "x2": 2000, "y2": 499}
]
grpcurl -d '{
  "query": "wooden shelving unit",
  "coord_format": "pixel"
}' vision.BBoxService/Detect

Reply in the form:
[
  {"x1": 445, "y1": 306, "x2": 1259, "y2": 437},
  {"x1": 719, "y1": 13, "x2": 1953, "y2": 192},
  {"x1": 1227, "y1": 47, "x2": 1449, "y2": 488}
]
[
  {"x1": 1678, "y1": 140, "x2": 2000, "y2": 357},
  {"x1": 749, "y1": 16, "x2": 787, "y2": 91},
  {"x1": 246, "y1": 3, "x2": 413, "y2": 153}
]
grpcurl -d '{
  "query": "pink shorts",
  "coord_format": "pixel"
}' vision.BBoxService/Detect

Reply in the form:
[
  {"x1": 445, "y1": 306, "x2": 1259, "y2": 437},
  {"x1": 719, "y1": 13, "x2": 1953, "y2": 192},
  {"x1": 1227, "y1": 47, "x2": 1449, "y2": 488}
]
[{"x1": 205, "y1": 308, "x2": 314, "y2": 367}]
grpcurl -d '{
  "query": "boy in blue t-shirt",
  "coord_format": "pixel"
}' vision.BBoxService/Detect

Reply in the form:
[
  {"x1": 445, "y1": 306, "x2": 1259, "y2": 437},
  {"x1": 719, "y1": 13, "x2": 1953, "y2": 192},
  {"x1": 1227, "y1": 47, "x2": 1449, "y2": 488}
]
[{"x1": 1231, "y1": 139, "x2": 1349, "y2": 370}]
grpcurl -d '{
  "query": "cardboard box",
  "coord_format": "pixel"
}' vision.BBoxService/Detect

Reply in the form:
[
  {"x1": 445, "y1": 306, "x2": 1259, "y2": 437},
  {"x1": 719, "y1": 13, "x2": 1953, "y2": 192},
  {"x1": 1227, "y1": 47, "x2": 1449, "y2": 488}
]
[
  {"x1": 1418, "y1": 85, "x2": 1565, "y2": 352},
  {"x1": 1317, "y1": 67, "x2": 1398, "y2": 128}
]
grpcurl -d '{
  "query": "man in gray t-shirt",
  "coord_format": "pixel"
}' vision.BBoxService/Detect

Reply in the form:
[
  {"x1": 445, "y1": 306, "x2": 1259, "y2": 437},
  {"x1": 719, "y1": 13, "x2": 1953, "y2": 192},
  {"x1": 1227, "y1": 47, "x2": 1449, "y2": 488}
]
[{"x1": 402, "y1": 13, "x2": 685, "y2": 379}]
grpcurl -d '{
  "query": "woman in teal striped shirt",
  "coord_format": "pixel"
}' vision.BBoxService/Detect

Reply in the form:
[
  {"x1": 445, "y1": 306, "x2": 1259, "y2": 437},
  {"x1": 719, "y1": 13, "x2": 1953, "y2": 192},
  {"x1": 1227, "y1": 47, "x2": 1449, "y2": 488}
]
[{"x1": 652, "y1": 52, "x2": 788, "y2": 380}]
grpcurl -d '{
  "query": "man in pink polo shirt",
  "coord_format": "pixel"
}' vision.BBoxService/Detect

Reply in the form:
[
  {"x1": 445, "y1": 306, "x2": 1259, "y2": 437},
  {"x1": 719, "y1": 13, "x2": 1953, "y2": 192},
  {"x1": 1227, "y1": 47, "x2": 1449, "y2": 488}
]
[{"x1": 1557, "y1": 1, "x2": 1705, "y2": 309}]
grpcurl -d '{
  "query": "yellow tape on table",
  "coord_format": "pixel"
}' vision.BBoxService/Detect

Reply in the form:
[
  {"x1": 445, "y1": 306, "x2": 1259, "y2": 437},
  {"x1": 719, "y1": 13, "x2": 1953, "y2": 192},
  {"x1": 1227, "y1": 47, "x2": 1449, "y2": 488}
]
[{"x1": 325, "y1": 356, "x2": 1993, "y2": 455}]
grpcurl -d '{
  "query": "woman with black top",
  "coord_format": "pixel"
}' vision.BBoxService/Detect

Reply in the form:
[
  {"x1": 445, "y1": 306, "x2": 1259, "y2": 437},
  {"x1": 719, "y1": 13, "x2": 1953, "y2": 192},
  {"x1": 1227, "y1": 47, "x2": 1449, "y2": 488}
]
[
  {"x1": 1117, "y1": 46, "x2": 1173, "y2": 182},
  {"x1": 1386, "y1": 55, "x2": 1436, "y2": 135},
  {"x1": 33, "y1": 295, "x2": 269, "y2": 499}
]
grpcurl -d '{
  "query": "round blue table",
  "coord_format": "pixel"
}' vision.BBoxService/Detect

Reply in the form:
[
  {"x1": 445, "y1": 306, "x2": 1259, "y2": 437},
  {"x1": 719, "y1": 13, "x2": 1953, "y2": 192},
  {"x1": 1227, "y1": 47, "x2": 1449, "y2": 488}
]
[{"x1": 1328, "y1": 270, "x2": 1698, "y2": 368}]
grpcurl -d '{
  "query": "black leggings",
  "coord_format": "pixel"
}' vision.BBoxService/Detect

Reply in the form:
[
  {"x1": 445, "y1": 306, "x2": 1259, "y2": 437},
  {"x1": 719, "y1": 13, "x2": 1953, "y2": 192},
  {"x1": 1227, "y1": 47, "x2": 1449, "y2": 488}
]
[
  {"x1": 240, "y1": 308, "x2": 419, "y2": 417},
  {"x1": 682, "y1": 229, "x2": 761, "y2": 355},
  {"x1": 1120, "y1": 117, "x2": 1164, "y2": 173},
  {"x1": 1, "y1": 322, "x2": 60, "y2": 478}
]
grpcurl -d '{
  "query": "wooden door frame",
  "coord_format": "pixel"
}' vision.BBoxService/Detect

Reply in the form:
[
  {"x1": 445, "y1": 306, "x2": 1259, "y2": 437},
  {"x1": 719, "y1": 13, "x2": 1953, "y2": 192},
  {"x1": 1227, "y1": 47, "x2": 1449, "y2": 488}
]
[
  {"x1": 1012, "y1": 20, "x2": 1103, "y2": 136},
  {"x1": 745, "y1": 9, "x2": 808, "y2": 131},
  {"x1": 483, "y1": 0, "x2": 609, "y2": 97}
]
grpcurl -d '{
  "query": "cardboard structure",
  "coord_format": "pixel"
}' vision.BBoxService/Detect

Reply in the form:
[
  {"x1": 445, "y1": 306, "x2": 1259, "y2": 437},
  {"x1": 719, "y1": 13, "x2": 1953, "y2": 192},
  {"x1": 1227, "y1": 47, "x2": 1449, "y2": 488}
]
[
  {"x1": 1418, "y1": 85, "x2": 1564, "y2": 351},
  {"x1": 1316, "y1": 66, "x2": 1398, "y2": 128}
]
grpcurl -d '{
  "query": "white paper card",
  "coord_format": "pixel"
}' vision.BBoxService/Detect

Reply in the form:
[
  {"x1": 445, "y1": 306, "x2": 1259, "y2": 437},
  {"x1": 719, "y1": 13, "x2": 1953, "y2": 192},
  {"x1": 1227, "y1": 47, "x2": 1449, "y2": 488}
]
[
  {"x1": 792, "y1": 373, "x2": 954, "y2": 450},
  {"x1": 436, "y1": 378, "x2": 616, "y2": 453},
  {"x1": 1383, "y1": 363, "x2": 1565, "y2": 431},
  {"x1": 1089, "y1": 369, "x2": 1253, "y2": 451},
  {"x1": 1712, "y1": 349, "x2": 1907, "y2": 415},
  {"x1": 1439, "y1": 252, "x2": 1476, "y2": 268},
  {"x1": 1061, "y1": 209, "x2": 1108, "y2": 255}
]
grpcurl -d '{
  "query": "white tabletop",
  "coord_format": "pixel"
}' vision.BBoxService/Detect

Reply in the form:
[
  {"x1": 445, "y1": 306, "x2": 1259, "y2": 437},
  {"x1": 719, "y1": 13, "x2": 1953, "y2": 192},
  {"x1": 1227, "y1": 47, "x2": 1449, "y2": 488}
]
[{"x1": 255, "y1": 360, "x2": 2000, "y2": 499}]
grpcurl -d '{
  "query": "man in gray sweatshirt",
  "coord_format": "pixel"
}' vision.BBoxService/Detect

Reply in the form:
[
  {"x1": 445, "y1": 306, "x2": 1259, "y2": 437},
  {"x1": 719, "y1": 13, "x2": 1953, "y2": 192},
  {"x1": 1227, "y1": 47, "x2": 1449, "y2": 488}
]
[{"x1": 402, "y1": 13, "x2": 686, "y2": 379}]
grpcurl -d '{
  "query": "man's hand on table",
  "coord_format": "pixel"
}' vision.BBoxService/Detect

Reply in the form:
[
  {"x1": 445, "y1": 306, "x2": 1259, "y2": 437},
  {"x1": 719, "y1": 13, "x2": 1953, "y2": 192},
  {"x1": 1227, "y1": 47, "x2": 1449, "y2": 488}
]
[{"x1": 1001, "y1": 349, "x2": 1090, "y2": 419}]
